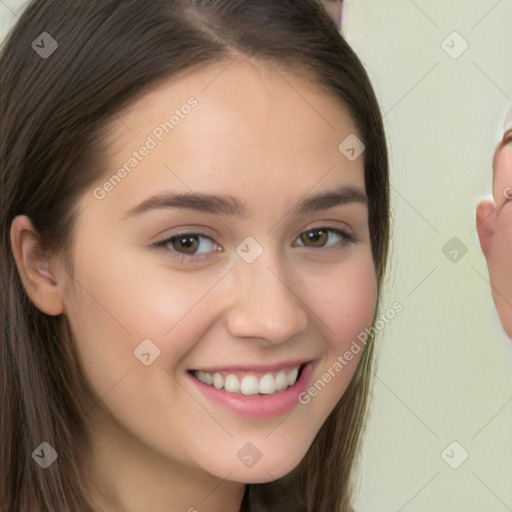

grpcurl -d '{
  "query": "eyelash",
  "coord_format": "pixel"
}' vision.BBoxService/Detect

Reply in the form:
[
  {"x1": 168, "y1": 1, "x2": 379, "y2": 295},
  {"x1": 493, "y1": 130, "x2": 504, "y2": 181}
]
[{"x1": 152, "y1": 227, "x2": 358, "y2": 264}]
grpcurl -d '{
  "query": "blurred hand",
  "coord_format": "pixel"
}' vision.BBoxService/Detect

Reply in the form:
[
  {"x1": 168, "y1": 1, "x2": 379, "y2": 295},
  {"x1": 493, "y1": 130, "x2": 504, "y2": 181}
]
[{"x1": 476, "y1": 116, "x2": 512, "y2": 339}]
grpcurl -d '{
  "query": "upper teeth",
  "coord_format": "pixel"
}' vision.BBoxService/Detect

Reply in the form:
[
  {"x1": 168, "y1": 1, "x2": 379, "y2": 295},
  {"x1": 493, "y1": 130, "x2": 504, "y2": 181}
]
[{"x1": 193, "y1": 366, "x2": 301, "y2": 395}]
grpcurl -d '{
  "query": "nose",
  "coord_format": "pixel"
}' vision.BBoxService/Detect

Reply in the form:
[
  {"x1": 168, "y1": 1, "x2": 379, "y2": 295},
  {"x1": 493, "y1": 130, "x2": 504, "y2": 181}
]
[{"x1": 225, "y1": 250, "x2": 309, "y2": 345}]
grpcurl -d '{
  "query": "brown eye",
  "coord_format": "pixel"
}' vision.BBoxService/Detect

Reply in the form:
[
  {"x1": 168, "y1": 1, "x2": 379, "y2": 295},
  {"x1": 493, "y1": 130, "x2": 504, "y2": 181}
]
[
  {"x1": 296, "y1": 227, "x2": 356, "y2": 250},
  {"x1": 300, "y1": 229, "x2": 329, "y2": 248},
  {"x1": 153, "y1": 232, "x2": 221, "y2": 261},
  {"x1": 153, "y1": 226, "x2": 357, "y2": 265},
  {"x1": 171, "y1": 234, "x2": 200, "y2": 254}
]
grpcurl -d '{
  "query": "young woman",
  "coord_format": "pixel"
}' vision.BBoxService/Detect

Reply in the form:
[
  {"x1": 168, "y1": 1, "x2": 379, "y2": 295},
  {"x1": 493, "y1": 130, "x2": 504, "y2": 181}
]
[{"x1": 0, "y1": 1, "x2": 390, "y2": 510}]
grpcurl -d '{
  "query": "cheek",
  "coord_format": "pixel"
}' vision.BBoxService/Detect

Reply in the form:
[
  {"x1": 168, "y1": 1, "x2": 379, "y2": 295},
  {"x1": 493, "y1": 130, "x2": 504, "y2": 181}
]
[
  {"x1": 62, "y1": 248, "x2": 220, "y2": 451},
  {"x1": 62, "y1": 245, "x2": 210, "y2": 401},
  {"x1": 306, "y1": 257, "x2": 378, "y2": 349},
  {"x1": 68, "y1": 242, "x2": 217, "y2": 346},
  {"x1": 298, "y1": 257, "x2": 377, "y2": 406}
]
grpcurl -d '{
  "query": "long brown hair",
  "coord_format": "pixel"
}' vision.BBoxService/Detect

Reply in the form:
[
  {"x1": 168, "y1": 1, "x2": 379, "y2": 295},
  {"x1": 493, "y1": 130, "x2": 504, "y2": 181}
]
[{"x1": 0, "y1": 1, "x2": 389, "y2": 510}]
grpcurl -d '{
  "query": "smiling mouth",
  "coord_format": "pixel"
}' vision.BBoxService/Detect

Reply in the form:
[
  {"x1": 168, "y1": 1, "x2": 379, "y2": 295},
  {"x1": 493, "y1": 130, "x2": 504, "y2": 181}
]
[{"x1": 187, "y1": 363, "x2": 306, "y2": 396}]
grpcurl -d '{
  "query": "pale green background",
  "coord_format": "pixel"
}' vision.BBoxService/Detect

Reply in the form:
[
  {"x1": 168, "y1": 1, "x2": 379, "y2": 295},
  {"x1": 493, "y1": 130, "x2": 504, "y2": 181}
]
[
  {"x1": 342, "y1": 1, "x2": 512, "y2": 511},
  {"x1": 1, "y1": 0, "x2": 512, "y2": 510}
]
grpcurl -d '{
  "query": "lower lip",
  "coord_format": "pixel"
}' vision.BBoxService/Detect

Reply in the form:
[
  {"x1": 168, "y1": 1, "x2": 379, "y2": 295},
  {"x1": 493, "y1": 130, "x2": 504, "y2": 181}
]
[{"x1": 187, "y1": 362, "x2": 315, "y2": 419}]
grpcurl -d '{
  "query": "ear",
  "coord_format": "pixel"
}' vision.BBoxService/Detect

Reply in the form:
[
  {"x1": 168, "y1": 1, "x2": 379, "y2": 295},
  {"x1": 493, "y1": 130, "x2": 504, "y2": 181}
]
[
  {"x1": 476, "y1": 198, "x2": 496, "y2": 258},
  {"x1": 10, "y1": 215, "x2": 65, "y2": 316}
]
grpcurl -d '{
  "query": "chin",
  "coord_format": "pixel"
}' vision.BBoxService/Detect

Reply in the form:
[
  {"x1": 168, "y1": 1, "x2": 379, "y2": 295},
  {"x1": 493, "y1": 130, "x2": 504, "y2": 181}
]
[
  {"x1": 232, "y1": 448, "x2": 308, "y2": 484},
  {"x1": 229, "y1": 464, "x2": 301, "y2": 485},
  {"x1": 196, "y1": 444, "x2": 307, "y2": 485}
]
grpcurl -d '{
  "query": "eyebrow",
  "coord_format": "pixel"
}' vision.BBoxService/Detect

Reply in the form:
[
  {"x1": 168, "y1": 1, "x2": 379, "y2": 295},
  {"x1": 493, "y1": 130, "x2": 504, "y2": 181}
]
[{"x1": 123, "y1": 185, "x2": 367, "y2": 219}]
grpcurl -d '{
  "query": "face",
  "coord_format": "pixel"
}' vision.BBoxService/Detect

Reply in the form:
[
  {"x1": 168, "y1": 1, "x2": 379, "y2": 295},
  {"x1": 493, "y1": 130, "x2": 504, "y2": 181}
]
[
  {"x1": 477, "y1": 134, "x2": 512, "y2": 338},
  {"x1": 57, "y1": 59, "x2": 377, "y2": 483}
]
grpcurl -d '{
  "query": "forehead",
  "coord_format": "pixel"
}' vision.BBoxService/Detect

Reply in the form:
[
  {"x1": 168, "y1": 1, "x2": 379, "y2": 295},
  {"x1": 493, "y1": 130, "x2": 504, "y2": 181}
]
[
  {"x1": 105, "y1": 57, "x2": 359, "y2": 155},
  {"x1": 90, "y1": 58, "x2": 365, "y2": 216}
]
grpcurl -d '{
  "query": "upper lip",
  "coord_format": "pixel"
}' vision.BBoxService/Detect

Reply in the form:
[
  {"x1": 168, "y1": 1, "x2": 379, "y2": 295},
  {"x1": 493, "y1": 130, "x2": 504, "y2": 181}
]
[{"x1": 188, "y1": 359, "x2": 313, "y2": 373}]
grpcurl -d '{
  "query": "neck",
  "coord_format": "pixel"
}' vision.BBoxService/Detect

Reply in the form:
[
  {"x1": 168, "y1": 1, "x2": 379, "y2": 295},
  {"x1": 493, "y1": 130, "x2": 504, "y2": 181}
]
[{"x1": 79, "y1": 407, "x2": 246, "y2": 512}]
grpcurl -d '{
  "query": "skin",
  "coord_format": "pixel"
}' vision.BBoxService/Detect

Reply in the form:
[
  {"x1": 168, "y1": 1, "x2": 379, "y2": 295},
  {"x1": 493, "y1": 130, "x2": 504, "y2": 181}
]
[
  {"x1": 477, "y1": 134, "x2": 512, "y2": 339},
  {"x1": 10, "y1": 59, "x2": 377, "y2": 512}
]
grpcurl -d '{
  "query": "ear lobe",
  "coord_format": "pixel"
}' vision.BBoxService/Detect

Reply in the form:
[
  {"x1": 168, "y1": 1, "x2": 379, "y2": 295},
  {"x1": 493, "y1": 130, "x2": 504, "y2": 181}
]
[
  {"x1": 476, "y1": 198, "x2": 496, "y2": 258},
  {"x1": 10, "y1": 215, "x2": 64, "y2": 316}
]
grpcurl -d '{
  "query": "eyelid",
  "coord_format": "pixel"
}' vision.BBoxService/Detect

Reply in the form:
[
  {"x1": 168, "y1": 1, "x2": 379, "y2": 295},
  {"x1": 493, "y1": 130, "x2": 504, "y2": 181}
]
[
  {"x1": 294, "y1": 220, "x2": 355, "y2": 240},
  {"x1": 151, "y1": 224, "x2": 358, "y2": 264},
  {"x1": 293, "y1": 226, "x2": 357, "y2": 248},
  {"x1": 152, "y1": 229, "x2": 220, "y2": 251}
]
